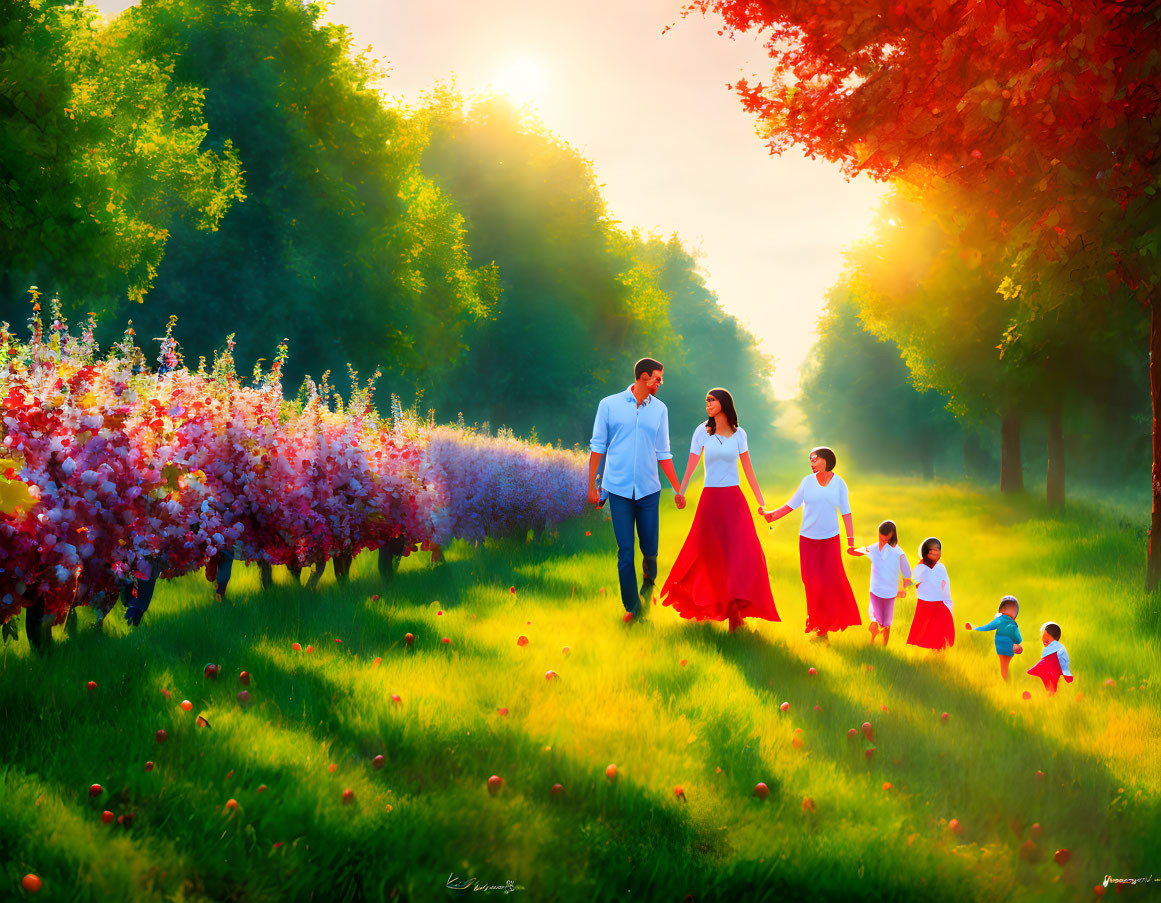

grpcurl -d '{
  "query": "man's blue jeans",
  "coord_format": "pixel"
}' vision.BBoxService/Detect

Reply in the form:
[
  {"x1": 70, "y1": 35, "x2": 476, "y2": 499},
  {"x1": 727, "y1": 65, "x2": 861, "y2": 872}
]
[{"x1": 607, "y1": 491, "x2": 659, "y2": 614}]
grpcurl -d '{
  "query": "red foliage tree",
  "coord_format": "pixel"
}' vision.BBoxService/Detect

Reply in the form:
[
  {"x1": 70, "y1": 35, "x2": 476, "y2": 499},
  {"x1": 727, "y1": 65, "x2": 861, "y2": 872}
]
[{"x1": 688, "y1": 0, "x2": 1161, "y2": 583}]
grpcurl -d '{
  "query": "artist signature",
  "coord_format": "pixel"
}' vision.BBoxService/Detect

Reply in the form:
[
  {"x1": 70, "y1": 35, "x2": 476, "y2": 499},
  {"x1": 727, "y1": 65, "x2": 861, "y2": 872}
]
[
  {"x1": 447, "y1": 873, "x2": 525, "y2": 894},
  {"x1": 1104, "y1": 875, "x2": 1155, "y2": 887}
]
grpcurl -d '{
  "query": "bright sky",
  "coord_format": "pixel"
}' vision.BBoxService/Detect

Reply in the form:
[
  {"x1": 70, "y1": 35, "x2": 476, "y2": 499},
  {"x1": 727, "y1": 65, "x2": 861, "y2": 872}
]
[{"x1": 93, "y1": 0, "x2": 886, "y2": 400}]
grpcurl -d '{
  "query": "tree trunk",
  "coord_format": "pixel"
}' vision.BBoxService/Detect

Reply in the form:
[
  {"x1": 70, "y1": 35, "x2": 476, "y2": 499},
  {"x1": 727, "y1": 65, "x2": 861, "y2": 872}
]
[
  {"x1": 1046, "y1": 401, "x2": 1066, "y2": 509},
  {"x1": 334, "y1": 552, "x2": 352, "y2": 582},
  {"x1": 920, "y1": 434, "x2": 935, "y2": 481},
  {"x1": 287, "y1": 561, "x2": 302, "y2": 584},
  {"x1": 306, "y1": 560, "x2": 325, "y2": 591},
  {"x1": 1148, "y1": 297, "x2": 1161, "y2": 591},
  {"x1": 258, "y1": 560, "x2": 273, "y2": 590},
  {"x1": 1000, "y1": 410, "x2": 1024, "y2": 493},
  {"x1": 24, "y1": 596, "x2": 51, "y2": 654}
]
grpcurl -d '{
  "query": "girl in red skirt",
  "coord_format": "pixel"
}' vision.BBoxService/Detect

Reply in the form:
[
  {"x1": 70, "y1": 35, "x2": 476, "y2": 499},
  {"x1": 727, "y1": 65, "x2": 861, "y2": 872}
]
[
  {"x1": 763, "y1": 446, "x2": 861, "y2": 640},
  {"x1": 906, "y1": 537, "x2": 956, "y2": 650},
  {"x1": 660, "y1": 388, "x2": 779, "y2": 632}
]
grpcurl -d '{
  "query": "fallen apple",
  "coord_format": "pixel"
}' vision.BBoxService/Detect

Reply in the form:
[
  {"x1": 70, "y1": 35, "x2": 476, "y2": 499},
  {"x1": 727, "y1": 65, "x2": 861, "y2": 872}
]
[
  {"x1": 239, "y1": 671, "x2": 250, "y2": 685},
  {"x1": 204, "y1": 663, "x2": 219, "y2": 679},
  {"x1": 551, "y1": 783, "x2": 565, "y2": 797},
  {"x1": 562, "y1": 647, "x2": 571, "y2": 657},
  {"x1": 181, "y1": 700, "x2": 193, "y2": 712},
  {"x1": 949, "y1": 818, "x2": 963, "y2": 835},
  {"x1": 545, "y1": 670, "x2": 557, "y2": 681},
  {"x1": 342, "y1": 788, "x2": 354, "y2": 804},
  {"x1": 883, "y1": 782, "x2": 892, "y2": 791},
  {"x1": 498, "y1": 707, "x2": 509, "y2": 716},
  {"x1": 754, "y1": 782, "x2": 769, "y2": 800},
  {"x1": 21, "y1": 874, "x2": 41, "y2": 893},
  {"x1": 1031, "y1": 822, "x2": 1042, "y2": 838},
  {"x1": 487, "y1": 775, "x2": 503, "y2": 796},
  {"x1": 144, "y1": 761, "x2": 154, "y2": 772},
  {"x1": 89, "y1": 783, "x2": 102, "y2": 798},
  {"x1": 808, "y1": 667, "x2": 817, "y2": 676},
  {"x1": 404, "y1": 633, "x2": 414, "y2": 646},
  {"x1": 1023, "y1": 691, "x2": 1032, "y2": 700},
  {"x1": 861, "y1": 722, "x2": 874, "y2": 742},
  {"x1": 941, "y1": 712, "x2": 949, "y2": 722},
  {"x1": 779, "y1": 702, "x2": 790, "y2": 712},
  {"x1": 155, "y1": 729, "x2": 168, "y2": 744},
  {"x1": 87, "y1": 681, "x2": 97, "y2": 691},
  {"x1": 1054, "y1": 849, "x2": 1071, "y2": 866},
  {"x1": 257, "y1": 785, "x2": 267, "y2": 793},
  {"x1": 237, "y1": 690, "x2": 251, "y2": 707},
  {"x1": 606, "y1": 764, "x2": 617, "y2": 780},
  {"x1": 517, "y1": 636, "x2": 529, "y2": 647},
  {"x1": 847, "y1": 728, "x2": 858, "y2": 739},
  {"x1": 225, "y1": 798, "x2": 238, "y2": 810},
  {"x1": 674, "y1": 786, "x2": 686, "y2": 800},
  {"x1": 802, "y1": 797, "x2": 815, "y2": 812},
  {"x1": 292, "y1": 642, "x2": 301, "y2": 652},
  {"x1": 441, "y1": 637, "x2": 450, "y2": 645},
  {"x1": 372, "y1": 755, "x2": 385, "y2": 770}
]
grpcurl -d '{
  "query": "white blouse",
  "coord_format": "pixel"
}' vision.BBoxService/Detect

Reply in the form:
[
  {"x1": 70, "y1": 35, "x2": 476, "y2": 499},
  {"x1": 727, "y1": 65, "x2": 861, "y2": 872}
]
[
  {"x1": 786, "y1": 473, "x2": 851, "y2": 540},
  {"x1": 913, "y1": 561, "x2": 952, "y2": 611},
  {"x1": 859, "y1": 542, "x2": 912, "y2": 598},
  {"x1": 690, "y1": 425, "x2": 748, "y2": 488}
]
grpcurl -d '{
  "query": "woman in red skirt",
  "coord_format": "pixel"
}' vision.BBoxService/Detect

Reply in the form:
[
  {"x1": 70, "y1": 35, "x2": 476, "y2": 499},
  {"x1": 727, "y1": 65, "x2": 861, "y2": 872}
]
[
  {"x1": 763, "y1": 446, "x2": 861, "y2": 640},
  {"x1": 906, "y1": 537, "x2": 955, "y2": 650},
  {"x1": 660, "y1": 389, "x2": 779, "y2": 632}
]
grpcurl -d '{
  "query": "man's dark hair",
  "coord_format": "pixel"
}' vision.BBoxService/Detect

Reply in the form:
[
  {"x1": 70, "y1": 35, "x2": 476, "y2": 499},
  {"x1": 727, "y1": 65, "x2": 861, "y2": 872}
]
[
  {"x1": 1044, "y1": 622, "x2": 1061, "y2": 641},
  {"x1": 635, "y1": 358, "x2": 663, "y2": 380},
  {"x1": 811, "y1": 446, "x2": 837, "y2": 472}
]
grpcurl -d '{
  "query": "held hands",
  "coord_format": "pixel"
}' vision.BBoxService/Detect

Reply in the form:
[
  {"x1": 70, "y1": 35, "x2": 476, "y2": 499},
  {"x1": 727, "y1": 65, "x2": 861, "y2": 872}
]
[
  {"x1": 845, "y1": 546, "x2": 864, "y2": 557},
  {"x1": 1013, "y1": 644, "x2": 1023, "y2": 655},
  {"x1": 674, "y1": 493, "x2": 686, "y2": 510},
  {"x1": 587, "y1": 486, "x2": 601, "y2": 507},
  {"x1": 964, "y1": 622, "x2": 973, "y2": 630}
]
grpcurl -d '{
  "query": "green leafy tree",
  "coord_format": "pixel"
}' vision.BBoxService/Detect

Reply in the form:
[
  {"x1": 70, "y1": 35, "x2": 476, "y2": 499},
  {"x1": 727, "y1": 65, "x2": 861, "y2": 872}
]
[{"x1": 0, "y1": 0, "x2": 243, "y2": 310}]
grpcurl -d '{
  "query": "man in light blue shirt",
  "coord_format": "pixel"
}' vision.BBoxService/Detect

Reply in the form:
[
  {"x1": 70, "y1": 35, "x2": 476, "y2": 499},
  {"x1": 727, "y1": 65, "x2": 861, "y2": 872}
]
[{"x1": 588, "y1": 358, "x2": 685, "y2": 620}]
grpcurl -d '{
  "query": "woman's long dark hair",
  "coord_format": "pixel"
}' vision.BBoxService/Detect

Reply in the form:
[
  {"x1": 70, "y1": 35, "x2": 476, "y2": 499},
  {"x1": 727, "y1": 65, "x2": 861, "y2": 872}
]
[
  {"x1": 919, "y1": 536, "x2": 942, "y2": 568},
  {"x1": 705, "y1": 388, "x2": 739, "y2": 435},
  {"x1": 878, "y1": 520, "x2": 899, "y2": 547}
]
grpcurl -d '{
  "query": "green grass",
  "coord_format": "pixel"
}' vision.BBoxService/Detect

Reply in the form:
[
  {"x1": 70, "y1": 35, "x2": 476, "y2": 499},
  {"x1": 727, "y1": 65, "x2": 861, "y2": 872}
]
[{"x1": 2, "y1": 467, "x2": 1159, "y2": 902}]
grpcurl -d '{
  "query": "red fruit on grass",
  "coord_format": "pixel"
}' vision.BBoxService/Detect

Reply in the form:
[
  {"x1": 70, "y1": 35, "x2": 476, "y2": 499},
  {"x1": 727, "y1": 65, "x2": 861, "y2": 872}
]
[
  {"x1": 144, "y1": 761, "x2": 154, "y2": 772},
  {"x1": 155, "y1": 729, "x2": 168, "y2": 744},
  {"x1": 306, "y1": 645, "x2": 314, "y2": 654},
  {"x1": 437, "y1": 611, "x2": 443, "y2": 616},
  {"x1": 21, "y1": 874, "x2": 41, "y2": 893},
  {"x1": 372, "y1": 595, "x2": 379, "y2": 602},
  {"x1": 239, "y1": 671, "x2": 250, "y2": 685},
  {"x1": 847, "y1": 728, "x2": 858, "y2": 738},
  {"x1": 204, "y1": 663, "x2": 219, "y2": 679},
  {"x1": 562, "y1": 646, "x2": 571, "y2": 657},
  {"x1": 257, "y1": 785, "x2": 268, "y2": 793},
  {"x1": 779, "y1": 702, "x2": 790, "y2": 712},
  {"x1": 883, "y1": 782, "x2": 893, "y2": 791},
  {"x1": 342, "y1": 788, "x2": 354, "y2": 805},
  {"x1": 1105, "y1": 678, "x2": 1116, "y2": 688},
  {"x1": 292, "y1": 643, "x2": 301, "y2": 652},
  {"x1": 606, "y1": 764, "x2": 617, "y2": 780},
  {"x1": 404, "y1": 633, "x2": 414, "y2": 646},
  {"x1": 498, "y1": 707, "x2": 509, "y2": 716},
  {"x1": 754, "y1": 782, "x2": 769, "y2": 800},
  {"x1": 328, "y1": 763, "x2": 338, "y2": 774},
  {"x1": 1031, "y1": 822, "x2": 1042, "y2": 837},
  {"x1": 487, "y1": 775, "x2": 504, "y2": 795},
  {"x1": 949, "y1": 818, "x2": 962, "y2": 834},
  {"x1": 237, "y1": 690, "x2": 251, "y2": 706},
  {"x1": 1023, "y1": 691, "x2": 1032, "y2": 700},
  {"x1": 441, "y1": 637, "x2": 450, "y2": 645},
  {"x1": 861, "y1": 722, "x2": 874, "y2": 742},
  {"x1": 391, "y1": 694, "x2": 402, "y2": 704},
  {"x1": 225, "y1": 799, "x2": 238, "y2": 810},
  {"x1": 372, "y1": 755, "x2": 385, "y2": 770},
  {"x1": 517, "y1": 636, "x2": 529, "y2": 647},
  {"x1": 622, "y1": 611, "x2": 633, "y2": 623},
  {"x1": 802, "y1": 797, "x2": 815, "y2": 812},
  {"x1": 1094, "y1": 886, "x2": 1106, "y2": 897},
  {"x1": 585, "y1": 531, "x2": 591, "y2": 536},
  {"x1": 881, "y1": 705, "x2": 889, "y2": 713},
  {"x1": 551, "y1": 783, "x2": 564, "y2": 797},
  {"x1": 373, "y1": 657, "x2": 382, "y2": 668},
  {"x1": 334, "y1": 638, "x2": 342, "y2": 644},
  {"x1": 808, "y1": 667, "x2": 817, "y2": 676},
  {"x1": 545, "y1": 670, "x2": 557, "y2": 681},
  {"x1": 88, "y1": 783, "x2": 102, "y2": 798},
  {"x1": 674, "y1": 786, "x2": 686, "y2": 800},
  {"x1": 865, "y1": 749, "x2": 875, "y2": 761},
  {"x1": 509, "y1": 586, "x2": 517, "y2": 594},
  {"x1": 101, "y1": 810, "x2": 115, "y2": 824},
  {"x1": 180, "y1": 700, "x2": 192, "y2": 712},
  {"x1": 941, "y1": 712, "x2": 949, "y2": 721},
  {"x1": 680, "y1": 659, "x2": 687, "y2": 667},
  {"x1": 87, "y1": 680, "x2": 97, "y2": 691},
  {"x1": 1055, "y1": 849, "x2": 1071, "y2": 866}
]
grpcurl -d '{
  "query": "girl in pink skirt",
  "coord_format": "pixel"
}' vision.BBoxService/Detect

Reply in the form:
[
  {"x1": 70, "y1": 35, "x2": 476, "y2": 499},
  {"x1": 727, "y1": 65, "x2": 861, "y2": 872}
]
[{"x1": 850, "y1": 519, "x2": 912, "y2": 647}]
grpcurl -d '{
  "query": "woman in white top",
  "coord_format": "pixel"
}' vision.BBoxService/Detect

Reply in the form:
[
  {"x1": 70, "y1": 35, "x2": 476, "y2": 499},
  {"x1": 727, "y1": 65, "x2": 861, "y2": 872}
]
[
  {"x1": 763, "y1": 446, "x2": 861, "y2": 639},
  {"x1": 850, "y1": 519, "x2": 912, "y2": 647},
  {"x1": 905, "y1": 536, "x2": 955, "y2": 650},
  {"x1": 659, "y1": 388, "x2": 780, "y2": 632}
]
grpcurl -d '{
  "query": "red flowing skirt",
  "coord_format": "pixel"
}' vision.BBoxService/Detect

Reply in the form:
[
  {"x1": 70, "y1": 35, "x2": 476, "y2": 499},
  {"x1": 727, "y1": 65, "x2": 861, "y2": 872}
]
[
  {"x1": 798, "y1": 535, "x2": 860, "y2": 635},
  {"x1": 1028, "y1": 653, "x2": 1074, "y2": 690},
  {"x1": 906, "y1": 599, "x2": 955, "y2": 650},
  {"x1": 660, "y1": 486, "x2": 779, "y2": 625}
]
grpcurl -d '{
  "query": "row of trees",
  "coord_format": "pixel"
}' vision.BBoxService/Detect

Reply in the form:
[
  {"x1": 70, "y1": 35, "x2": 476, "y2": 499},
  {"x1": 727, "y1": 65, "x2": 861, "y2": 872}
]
[
  {"x1": 1, "y1": 0, "x2": 776, "y2": 449},
  {"x1": 692, "y1": 0, "x2": 1159, "y2": 582}
]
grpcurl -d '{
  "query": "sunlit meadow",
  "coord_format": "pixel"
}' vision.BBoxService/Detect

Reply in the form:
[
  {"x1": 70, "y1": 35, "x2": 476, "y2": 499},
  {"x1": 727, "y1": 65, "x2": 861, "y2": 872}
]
[{"x1": 2, "y1": 465, "x2": 1159, "y2": 902}]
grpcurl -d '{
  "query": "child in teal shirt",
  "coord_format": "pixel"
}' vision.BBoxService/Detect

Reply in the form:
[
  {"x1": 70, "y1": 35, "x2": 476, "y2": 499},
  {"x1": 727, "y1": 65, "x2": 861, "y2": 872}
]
[{"x1": 965, "y1": 595, "x2": 1024, "y2": 681}]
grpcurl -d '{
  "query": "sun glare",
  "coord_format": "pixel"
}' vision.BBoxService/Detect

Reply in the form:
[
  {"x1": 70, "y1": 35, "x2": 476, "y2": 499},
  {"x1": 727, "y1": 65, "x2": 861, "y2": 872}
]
[{"x1": 491, "y1": 56, "x2": 550, "y2": 107}]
